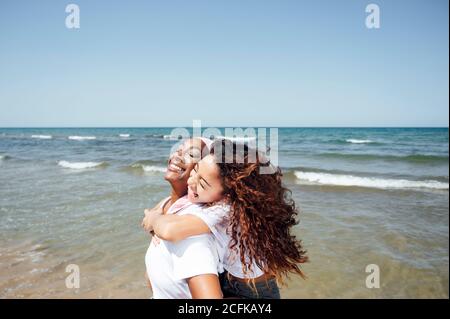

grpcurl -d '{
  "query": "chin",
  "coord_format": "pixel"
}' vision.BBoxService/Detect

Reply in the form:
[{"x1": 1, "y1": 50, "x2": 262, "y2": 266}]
[
  {"x1": 187, "y1": 193, "x2": 196, "y2": 202},
  {"x1": 164, "y1": 171, "x2": 181, "y2": 182}
]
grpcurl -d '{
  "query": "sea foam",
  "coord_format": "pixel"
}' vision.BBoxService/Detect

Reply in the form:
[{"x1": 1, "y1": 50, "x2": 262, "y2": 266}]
[
  {"x1": 31, "y1": 135, "x2": 52, "y2": 139},
  {"x1": 68, "y1": 136, "x2": 96, "y2": 140},
  {"x1": 131, "y1": 163, "x2": 166, "y2": 173},
  {"x1": 142, "y1": 165, "x2": 166, "y2": 173},
  {"x1": 119, "y1": 134, "x2": 130, "y2": 138},
  {"x1": 294, "y1": 171, "x2": 449, "y2": 190},
  {"x1": 58, "y1": 161, "x2": 106, "y2": 169},
  {"x1": 216, "y1": 136, "x2": 257, "y2": 143},
  {"x1": 163, "y1": 135, "x2": 181, "y2": 140},
  {"x1": 346, "y1": 139, "x2": 373, "y2": 144}
]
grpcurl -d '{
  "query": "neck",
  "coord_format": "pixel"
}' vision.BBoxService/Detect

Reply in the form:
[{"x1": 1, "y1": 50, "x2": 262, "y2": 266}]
[{"x1": 170, "y1": 184, "x2": 187, "y2": 203}]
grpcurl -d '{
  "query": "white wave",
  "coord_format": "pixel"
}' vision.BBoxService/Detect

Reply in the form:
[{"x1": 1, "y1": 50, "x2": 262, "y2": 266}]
[
  {"x1": 346, "y1": 139, "x2": 373, "y2": 144},
  {"x1": 58, "y1": 160, "x2": 105, "y2": 169},
  {"x1": 163, "y1": 135, "x2": 181, "y2": 140},
  {"x1": 119, "y1": 134, "x2": 130, "y2": 138},
  {"x1": 294, "y1": 171, "x2": 449, "y2": 190},
  {"x1": 143, "y1": 165, "x2": 166, "y2": 173},
  {"x1": 31, "y1": 135, "x2": 52, "y2": 139},
  {"x1": 131, "y1": 163, "x2": 166, "y2": 173},
  {"x1": 216, "y1": 136, "x2": 257, "y2": 142},
  {"x1": 68, "y1": 136, "x2": 96, "y2": 140},
  {"x1": 0, "y1": 155, "x2": 6, "y2": 160}
]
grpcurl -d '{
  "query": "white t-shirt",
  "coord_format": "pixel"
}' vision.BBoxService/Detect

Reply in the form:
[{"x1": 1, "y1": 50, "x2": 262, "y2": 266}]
[
  {"x1": 145, "y1": 199, "x2": 221, "y2": 299},
  {"x1": 186, "y1": 202, "x2": 265, "y2": 279}
]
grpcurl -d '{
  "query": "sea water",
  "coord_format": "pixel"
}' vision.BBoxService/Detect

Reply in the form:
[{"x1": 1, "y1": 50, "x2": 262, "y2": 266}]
[{"x1": 0, "y1": 127, "x2": 448, "y2": 298}]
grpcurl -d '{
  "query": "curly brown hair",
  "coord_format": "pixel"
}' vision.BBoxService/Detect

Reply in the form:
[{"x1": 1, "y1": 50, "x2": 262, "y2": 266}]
[{"x1": 210, "y1": 139, "x2": 308, "y2": 284}]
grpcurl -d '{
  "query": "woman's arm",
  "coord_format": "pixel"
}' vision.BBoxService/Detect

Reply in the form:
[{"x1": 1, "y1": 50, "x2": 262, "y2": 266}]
[
  {"x1": 187, "y1": 274, "x2": 222, "y2": 299},
  {"x1": 141, "y1": 197, "x2": 170, "y2": 233},
  {"x1": 173, "y1": 234, "x2": 223, "y2": 298},
  {"x1": 152, "y1": 214, "x2": 210, "y2": 242}
]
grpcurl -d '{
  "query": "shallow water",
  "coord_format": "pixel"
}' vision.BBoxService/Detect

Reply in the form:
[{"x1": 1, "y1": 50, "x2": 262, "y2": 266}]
[{"x1": 0, "y1": 127, "x2": 448, "y2": 298}]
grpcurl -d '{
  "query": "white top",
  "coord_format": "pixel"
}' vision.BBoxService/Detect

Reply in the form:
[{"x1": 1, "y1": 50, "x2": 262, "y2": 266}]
[
  {"x1": 186, "y1": 202, "x2": 265, "y2": 279},
  {"x1": 145, "y1": 198, "x2": 221, "y2": 299}
]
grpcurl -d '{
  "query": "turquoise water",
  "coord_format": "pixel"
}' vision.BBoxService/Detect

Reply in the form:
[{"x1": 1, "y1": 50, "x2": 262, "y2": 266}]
[{"x1": 0, "y1": 127, "x2": 448, "y2": 298}]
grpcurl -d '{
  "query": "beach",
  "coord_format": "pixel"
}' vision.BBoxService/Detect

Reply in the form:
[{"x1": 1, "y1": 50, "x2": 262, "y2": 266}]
[{"x1": 0, "y1": 127, "x2": 448, "y2": 298}]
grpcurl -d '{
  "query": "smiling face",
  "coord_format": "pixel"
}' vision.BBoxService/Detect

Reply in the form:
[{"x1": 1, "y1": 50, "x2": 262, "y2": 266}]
[
  {"x1": 187, "y1": 155, "x2": 224, "y2": 204},
  {"x1": 164, "y1": 138, "x2": 204, "y2": 193}
]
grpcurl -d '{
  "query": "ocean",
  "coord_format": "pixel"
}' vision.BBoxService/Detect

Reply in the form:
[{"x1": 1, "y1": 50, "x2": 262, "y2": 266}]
[{"x1": 0, "y1": 127, "x2": 448, "y2": 298}]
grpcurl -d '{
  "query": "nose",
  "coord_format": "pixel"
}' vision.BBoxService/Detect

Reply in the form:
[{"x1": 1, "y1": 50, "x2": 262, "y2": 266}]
[
  {"x1": 188, "y1": 170, "x2": 199, "y2": 188},
  {"x1": 169, "y1": 149, "x2": 184, "y2": 165},
  {"x1": 188, "y1": 178, "x2": 197, "y2": 194}
]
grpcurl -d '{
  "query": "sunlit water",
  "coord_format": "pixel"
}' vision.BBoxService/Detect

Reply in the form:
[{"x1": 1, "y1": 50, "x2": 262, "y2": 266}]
[{"x1": 0, "y1": 128, "x2": 448, "y2": 298}]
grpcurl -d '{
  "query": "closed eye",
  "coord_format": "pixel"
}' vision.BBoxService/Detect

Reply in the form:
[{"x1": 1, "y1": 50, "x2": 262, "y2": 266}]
[{"x1": 193, "y1": 164, "x2": 207, "y2": 189}]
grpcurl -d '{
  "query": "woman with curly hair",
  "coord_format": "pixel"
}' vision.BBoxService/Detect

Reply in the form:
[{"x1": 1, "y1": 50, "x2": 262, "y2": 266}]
[{"x1": 143, "y1": 139, "x2": 307, "y2": 298}]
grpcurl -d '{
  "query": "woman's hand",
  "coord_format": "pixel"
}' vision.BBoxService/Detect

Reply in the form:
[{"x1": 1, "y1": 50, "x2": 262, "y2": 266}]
[{"x1": 141, "y1": 206, "x2": 163, "y2": 233}]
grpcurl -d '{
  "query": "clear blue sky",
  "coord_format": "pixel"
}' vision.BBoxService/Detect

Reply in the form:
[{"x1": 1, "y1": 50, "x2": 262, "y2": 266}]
[{"x1": 0, "y1": 0, "x2": 448, "y2": 127}]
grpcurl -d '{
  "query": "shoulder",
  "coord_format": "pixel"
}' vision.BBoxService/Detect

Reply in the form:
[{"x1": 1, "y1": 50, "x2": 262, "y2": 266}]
[
  {"x1": 201, "y1": 202, "x2": 231, "y2": 217},
  {"x1": 160, "y1": 196, "x2": 171, "y2": 209},
  {"x1": 178, "y1": 203, "x2": 205, "y2": 215},
  {"x1": 181, "y1": 203, "x2": 230, "y2": 223},
  {"x1": 168, "y1": 233, "x2": 215, "y2": 256},
  {"x1": 170, "y1": 234, "x2": 220, "y2": 280}
]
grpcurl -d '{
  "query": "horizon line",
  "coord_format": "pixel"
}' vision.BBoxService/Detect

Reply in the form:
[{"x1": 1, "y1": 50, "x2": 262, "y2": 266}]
[{"x1": 0, "y1": 126, "x2": 448, "y2": 129}]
